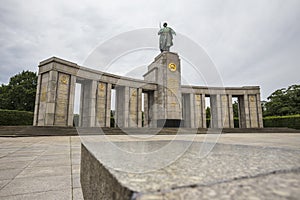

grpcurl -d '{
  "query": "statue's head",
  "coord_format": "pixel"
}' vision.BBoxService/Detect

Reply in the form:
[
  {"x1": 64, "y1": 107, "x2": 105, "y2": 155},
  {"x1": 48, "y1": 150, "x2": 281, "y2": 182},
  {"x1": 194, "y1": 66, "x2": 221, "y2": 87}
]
[{"x1": 163, "y1": 23, "x2": 167, "y2": 27}]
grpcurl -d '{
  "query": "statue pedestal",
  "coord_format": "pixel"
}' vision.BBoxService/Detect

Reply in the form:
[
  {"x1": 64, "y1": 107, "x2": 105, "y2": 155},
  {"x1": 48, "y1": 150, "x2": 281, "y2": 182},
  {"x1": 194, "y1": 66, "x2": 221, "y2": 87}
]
[{"x1": 144, "y1": 52, "x2": 182, "y2": 127}]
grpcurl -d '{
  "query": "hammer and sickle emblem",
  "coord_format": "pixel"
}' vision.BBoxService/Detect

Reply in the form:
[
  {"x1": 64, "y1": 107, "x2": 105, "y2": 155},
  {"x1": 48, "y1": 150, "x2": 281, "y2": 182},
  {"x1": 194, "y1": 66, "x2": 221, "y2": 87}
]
[{"x1": 168, "y1": 63, "x2": 177, "y2": 72}]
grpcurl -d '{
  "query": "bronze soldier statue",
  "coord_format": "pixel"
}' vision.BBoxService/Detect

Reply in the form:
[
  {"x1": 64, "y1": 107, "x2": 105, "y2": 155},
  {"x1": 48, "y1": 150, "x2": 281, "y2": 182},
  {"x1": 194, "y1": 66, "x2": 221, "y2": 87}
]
[{"x1": 158, "y1": 22, "x2": 176, "y2": 52}]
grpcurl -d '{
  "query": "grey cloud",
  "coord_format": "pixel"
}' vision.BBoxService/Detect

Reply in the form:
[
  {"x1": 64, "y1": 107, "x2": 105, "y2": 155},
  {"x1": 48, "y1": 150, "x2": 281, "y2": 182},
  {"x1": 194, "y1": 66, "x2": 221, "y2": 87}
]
[{"x1": 0, "y1": 0, "x2": 299, "y2": 100}]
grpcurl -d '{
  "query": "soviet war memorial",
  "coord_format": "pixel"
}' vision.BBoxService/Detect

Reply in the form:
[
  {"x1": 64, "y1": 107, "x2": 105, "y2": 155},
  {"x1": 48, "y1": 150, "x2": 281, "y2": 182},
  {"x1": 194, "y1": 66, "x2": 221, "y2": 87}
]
[
  {"x1": 1, "y1": 1, "x2": 300, "y2": 200},
  {"x1": 33, "y1": 22, "x2": 263, "y2": 129}
]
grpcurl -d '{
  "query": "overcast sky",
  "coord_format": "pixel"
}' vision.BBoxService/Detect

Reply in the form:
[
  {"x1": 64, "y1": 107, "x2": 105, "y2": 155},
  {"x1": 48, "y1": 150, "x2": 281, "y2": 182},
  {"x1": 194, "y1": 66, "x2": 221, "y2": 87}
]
[{"x1": 1, "y1": 0, "x2": 300, "y2": 100}]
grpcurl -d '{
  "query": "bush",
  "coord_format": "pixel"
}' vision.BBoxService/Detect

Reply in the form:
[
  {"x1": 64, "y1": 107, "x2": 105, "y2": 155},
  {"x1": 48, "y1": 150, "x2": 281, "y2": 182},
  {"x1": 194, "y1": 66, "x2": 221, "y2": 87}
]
[
  {"x1": 234, "y1": 118, "x2": 239, "y2": 128},
  {"x1": 206, "y1": 118, "x2": 210, "y2": 128},
  {"x1": 73, "y1": 114, "x2": 79, "y2": 127},
  {"x1": 0, "y1": 109, "x2": 33, "y2": 125},
  {"x1": 206, "y1": 116, "x2": 300, "y2": 129},
  {"x1": 263, "y1": 115, "x2": 300, "y2": 129}
]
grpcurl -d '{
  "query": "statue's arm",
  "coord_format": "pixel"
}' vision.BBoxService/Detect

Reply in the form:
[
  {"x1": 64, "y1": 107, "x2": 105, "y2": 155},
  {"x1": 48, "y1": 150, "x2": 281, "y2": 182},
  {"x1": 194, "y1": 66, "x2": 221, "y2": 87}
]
[
  {"x1": 158, "y1": 28, "x2": 163, "y2": 35},
  {"x1": 171, "y1": 28, "x2": 176, "y2": 35}
]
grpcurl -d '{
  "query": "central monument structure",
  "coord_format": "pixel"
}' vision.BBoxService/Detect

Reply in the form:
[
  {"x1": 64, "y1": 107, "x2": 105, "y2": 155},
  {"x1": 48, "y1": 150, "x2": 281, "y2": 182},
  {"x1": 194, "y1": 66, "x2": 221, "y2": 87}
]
[
  {"x1": 143, "y1": 52, "x2": 182, "y2": 127},
  {"x1": 33, "y1": 24, "x2": 264, "y2": 129}
]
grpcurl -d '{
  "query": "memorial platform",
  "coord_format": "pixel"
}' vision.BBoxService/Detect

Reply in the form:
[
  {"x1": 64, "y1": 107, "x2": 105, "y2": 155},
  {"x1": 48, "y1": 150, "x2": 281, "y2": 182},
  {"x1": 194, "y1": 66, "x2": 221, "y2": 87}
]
[
  {"x1": 80, "y1": 133, "x2": 300, "y2": 200},
  {"x1": 1, "y1": 131, "x2": 300, "y2": 199}
]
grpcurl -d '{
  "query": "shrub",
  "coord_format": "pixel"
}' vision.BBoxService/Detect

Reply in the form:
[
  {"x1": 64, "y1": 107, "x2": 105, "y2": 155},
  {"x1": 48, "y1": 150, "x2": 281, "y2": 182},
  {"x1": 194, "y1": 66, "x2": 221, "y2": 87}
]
[
  {"x1": 206, "y1": 116, "x2": 300, "y2": 129},
  {"x1": 73, "y1": 114, "x2": 79, "y2": 127},
  {"x1": 0, "y1": 109, "x2": 33, "y2": 125},
  {"x1": 263, "y1": 115, "x2": 300, "y2": 129},
  {"x1": 234, "y1": 118, "x2": 239, "y2": 128},
  {"x1": 206, "y1": 118, "x2": 210, "y2": 128}
]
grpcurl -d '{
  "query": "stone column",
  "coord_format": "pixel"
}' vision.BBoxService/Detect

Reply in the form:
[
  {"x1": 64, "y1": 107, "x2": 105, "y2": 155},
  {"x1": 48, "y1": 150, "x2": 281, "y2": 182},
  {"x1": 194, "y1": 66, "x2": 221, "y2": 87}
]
[
  {"x1": 129, "y1": 87, "x2": 138, "y2": 127},
  {"x1": 67, "y1": 75, "x2": 76, "y2": 126},
  {"x1": 137, "y1": 88, "x2": 143, "y2": 127},
  {"x1": 54, "y1": 73, "x2": 71, "y2": 126},
  {"x1": 201, "y1": 94, "x2": 206, "y2": 128},
  {"x1": 115, "y1": 86, "x2": 129, "y2": 128},
  {"x1": 127, "y1": 87, "x2": 143, "y2": 128},
  {"x1": 124, "y1": 86, "x2": 130, "y2": 128},
  {"x1": 194, "y1": 94, "x2": 201, "y2": 128},
  {"x1": 79, "y1": 83, "x2": 84, "y2": 127},
  {"x1": 248, "y1": 95, "x2": 257, "y2": 128},
  {"x1": 90, "y1": 80, "x2": 97, "y2": 127},
  {"x1": 182, "y1": 94, "x2": 190, "y2": 127},
  {"x1": 105, "y1": 83, "x2": 112, "y2": 127},
  {"x1": 95, "y1": 82, "x2": 112, "y2": 127},
  {"x1": 36, "y1": 72, "x2": 50, "y2": 126},
  {"x1": 37, "y1": 70, "x2": 58, "y2": 126},
  {"x1": 238, "y1": 94, "x2": 250, "y2": 128},
  {"x1": 143, "y1": 92, "x2": 149, "y2": 127},
  {"x1": 115, "y1": 86, "x2": 121, "y2": 127},
  {"x1": 210, "y1": 95, "x2": 216, "y2": 128},
  {"x1": 220, "y1": 95, "x2": 231, "y2": 128},
  {"x1": 96, "y1": 82, "x2": 107, "y2": 127},
  {"x1": 33, "y1": 74, "x2": 42, "y2": 126},
  {"x1": 248, "y1": 94, "x2": 264, "y2": 128},
  {"x1": 189, "y1": 93, "x2": 196, "y2": 128},
  {"x1": 217, "y1": 95, "x2": 222, "y2": 128},
  {"x1": 182, "y1": 93, "x2": 196, "y2": 128},
  {"x1": 256, "y1": 93, "x2": 264, "y2": 128},
  {"x1": 80, "y1": 80, "x2": 97, "y2": 127},
  {"x1": 228, "y1": 94, "x2": 234, "y2": 128},
  {"x1": 244, "y1": 94, "x2": 251, "y2": 128},
  {"x1": 45, "y1": 70, "x2": 58, "y2": 125},
  {"x1": 210, "y1": 95, "x2": 222, "y2": 128}
]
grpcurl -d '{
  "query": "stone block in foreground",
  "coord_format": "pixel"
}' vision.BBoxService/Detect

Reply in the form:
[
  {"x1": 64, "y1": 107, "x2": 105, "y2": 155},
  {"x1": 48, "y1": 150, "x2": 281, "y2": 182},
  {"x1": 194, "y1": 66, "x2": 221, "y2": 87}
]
[{"x1": 80, "y1": 138, "x2": 300, "y2": 199}]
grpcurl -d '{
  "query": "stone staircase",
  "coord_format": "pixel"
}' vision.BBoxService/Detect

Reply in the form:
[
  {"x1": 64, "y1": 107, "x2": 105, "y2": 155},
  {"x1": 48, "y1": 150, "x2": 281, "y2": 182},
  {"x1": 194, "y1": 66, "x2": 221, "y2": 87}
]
[
  {"x1": 0, "y1": 126, "x2": 299, "y2": 137},
  {"x1": 0, "y1": 126, "x2": 77, "y2": 137}
]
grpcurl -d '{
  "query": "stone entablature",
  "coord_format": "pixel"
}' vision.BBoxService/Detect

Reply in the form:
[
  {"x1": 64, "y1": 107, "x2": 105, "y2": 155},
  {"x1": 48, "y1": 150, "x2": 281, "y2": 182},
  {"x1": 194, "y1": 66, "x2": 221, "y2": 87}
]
[{"x1": 34, "y1": 53, "x2": 263, "y2": 128}]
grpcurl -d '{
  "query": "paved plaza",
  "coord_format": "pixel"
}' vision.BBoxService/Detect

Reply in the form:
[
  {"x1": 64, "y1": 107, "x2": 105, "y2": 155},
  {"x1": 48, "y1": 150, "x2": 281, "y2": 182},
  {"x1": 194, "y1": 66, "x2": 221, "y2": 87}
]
[
  {"x1": 0, "y1": 136, "x2": 83, "y2": 200},
  {"x1": 0, "y1": 133, "x2": 300, "y2": 199}
]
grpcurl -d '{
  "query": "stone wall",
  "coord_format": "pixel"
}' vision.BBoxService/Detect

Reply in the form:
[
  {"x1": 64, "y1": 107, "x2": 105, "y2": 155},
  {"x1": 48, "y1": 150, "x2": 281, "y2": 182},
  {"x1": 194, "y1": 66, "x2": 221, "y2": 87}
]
[{"x1": 80, "y1": 144, "x2": 133, "y2": 200}]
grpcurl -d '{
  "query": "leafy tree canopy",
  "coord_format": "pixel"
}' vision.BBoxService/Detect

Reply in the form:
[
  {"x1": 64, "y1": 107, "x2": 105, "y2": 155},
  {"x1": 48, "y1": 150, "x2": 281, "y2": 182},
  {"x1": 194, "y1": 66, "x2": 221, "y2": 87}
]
[
  {"x1": 264, "y1": 84, "x2": 300, "y2": 116},
  {"x1": 0, "y1": 70, "x2": 37, "y2": 111}
]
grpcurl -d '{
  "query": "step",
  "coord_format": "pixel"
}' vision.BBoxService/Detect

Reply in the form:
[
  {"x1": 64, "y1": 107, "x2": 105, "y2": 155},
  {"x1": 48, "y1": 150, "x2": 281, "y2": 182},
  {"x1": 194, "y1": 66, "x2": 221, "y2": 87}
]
[{"x1": 0, "y1": 126, "x2": 299, "y2": 137}]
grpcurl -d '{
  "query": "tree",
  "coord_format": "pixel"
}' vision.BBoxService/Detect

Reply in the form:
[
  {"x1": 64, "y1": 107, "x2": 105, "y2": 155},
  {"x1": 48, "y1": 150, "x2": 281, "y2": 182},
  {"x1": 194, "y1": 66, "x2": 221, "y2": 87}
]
[
  {"x1": 264, "y1": 84, "x2": 300, "y2": 116},
  {"x1": 206, "y1": 107, "x2": 211, "y2": 118},
  {"x1": 233, "y1": 101, "x2": 239, "y2": 118},
  {"x1": 0, "y1": 84, "x2": 10, "y2": 109},
  {"x1": 0, "y1": 70, "x2": 37, "y2": 111}
]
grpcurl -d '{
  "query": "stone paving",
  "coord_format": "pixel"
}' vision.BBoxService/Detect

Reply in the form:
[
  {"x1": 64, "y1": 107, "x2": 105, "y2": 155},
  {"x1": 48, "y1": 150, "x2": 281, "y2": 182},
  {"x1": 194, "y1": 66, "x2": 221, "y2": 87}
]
[
  {"x1": 0, "y1": 136, "x2": 83, "y2": 200},
  {"x1": 0, "y1": 133, "x2": 300, "y2": 199}
]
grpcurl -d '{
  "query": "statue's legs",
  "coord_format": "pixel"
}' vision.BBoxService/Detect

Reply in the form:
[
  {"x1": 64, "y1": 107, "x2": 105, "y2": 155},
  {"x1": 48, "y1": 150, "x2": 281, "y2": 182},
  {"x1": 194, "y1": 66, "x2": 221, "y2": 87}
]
[{"x1": 160, "y1": 47, "x2": 170, "y2": 52}]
